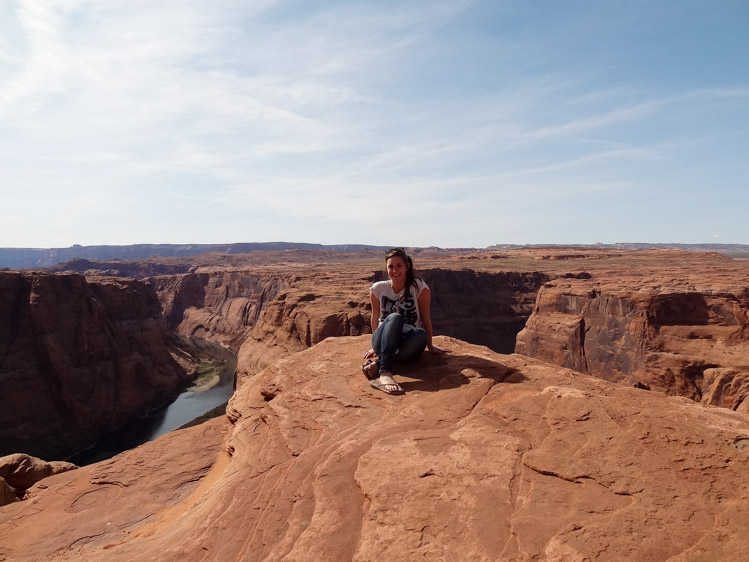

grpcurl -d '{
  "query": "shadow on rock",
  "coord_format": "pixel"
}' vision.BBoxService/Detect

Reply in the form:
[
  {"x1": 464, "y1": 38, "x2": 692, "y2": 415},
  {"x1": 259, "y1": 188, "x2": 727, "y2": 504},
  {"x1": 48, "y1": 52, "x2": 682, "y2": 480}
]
[{"x1": 396, "y1": 351, "x2": 525, "y2": 393}]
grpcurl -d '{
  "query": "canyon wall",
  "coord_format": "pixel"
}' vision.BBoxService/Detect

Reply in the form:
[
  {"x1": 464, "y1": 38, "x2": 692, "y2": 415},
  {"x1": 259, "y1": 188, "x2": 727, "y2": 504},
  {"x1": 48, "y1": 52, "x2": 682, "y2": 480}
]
[
  {"x1": 516, "y1": 275, "x2": 749, "y2": 412},
  {"x1": 148, "y1": 271, "x2": 289, "y2": 350},
  {"x1": 145, "y1": 266, "x2": 549, "y2": 383},
  {"x1": 236, "y1": 268, "x2": 548, "y2": 380},
  {"x1": 3, "y1": 250, "x2": 749, "y2": 559},
  {"x1": 0, "y1": 272, "x2": 195, "y2": 460},
  {"x1": 27, "y1": 250, "x2": 749, "y2": 446},
  {"x1": 422, "y1": 269, "x2": 550, "y2": 354}
]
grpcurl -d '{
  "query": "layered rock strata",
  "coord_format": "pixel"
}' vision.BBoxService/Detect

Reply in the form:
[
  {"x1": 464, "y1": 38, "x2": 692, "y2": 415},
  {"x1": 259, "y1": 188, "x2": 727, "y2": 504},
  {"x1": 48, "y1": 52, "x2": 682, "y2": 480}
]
[
  {"x1": 148, "y1": 271, "x2": 289, "y2": 350},
  {"x1": 516, "y1": 253, "x2": 749, "y2": 411},
  {"x1": 0, "y1": 272, "x2": 195, "y2": 459},
  {"x1": 43, "y1": 249, "x2": 749, "y2": 410},
  {"x1": 146, "y1": 263, "x2": 548, "y2": 382},
  {"x1": 3, "y1": 336, "x2": 749, "y2": 560}
]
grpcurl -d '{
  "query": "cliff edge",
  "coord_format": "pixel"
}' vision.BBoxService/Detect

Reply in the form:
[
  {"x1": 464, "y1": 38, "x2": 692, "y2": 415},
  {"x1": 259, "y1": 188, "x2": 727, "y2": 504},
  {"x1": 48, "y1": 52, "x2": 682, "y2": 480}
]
[
  {"x1": 0, "y1": 272, "x2": 196, "y2": 460},
  {"x1": 2, "y1": 336, "x2": 749, "y2": 561},
  {"x1": 516, "y1": 255, "x2": 749, "y2": 412}
]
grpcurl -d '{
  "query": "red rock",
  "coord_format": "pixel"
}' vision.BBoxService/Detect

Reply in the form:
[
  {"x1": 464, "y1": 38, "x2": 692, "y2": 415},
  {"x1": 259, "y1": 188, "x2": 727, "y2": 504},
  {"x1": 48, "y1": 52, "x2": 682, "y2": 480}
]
[
  {"x1": 0, "y1": 454, "x2": 76, "y2": 506},
  {"x1": 516, "y1": 252, "x2": 749, "y2": 410},
  {"x1": 139, "y1": 249, "x2": 747, "y2": 407},
  {"x1": 3, "y1": 248, "x2": 749, "y2": 559},
  {"x1": 0, "y1": 478, "x2": 17, "y2": 506},
  {"x1": 0, "y1": 453, "x2": 77, "y2": 490},
  {"x1": 2, "y1": 336, "x2": 749, "y2": 560},
  {"x1": 0, "y1": 272, "x2": 196, "y2": 459},
  {"x1": 149, "y1": 271, "x2": 289, "y2": 350}
]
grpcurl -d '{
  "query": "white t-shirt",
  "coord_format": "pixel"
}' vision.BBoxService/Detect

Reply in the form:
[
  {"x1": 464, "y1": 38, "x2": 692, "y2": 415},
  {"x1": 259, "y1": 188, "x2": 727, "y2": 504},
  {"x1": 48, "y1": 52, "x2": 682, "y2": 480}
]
[{"x1": 370, "y1": 278, "x2": 429, "y2": 331}]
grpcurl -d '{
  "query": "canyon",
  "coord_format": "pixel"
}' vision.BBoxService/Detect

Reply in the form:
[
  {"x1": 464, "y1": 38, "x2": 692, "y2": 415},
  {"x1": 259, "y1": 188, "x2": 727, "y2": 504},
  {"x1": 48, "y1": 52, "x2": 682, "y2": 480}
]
[
  {"x1": 0, "y1": 271, "x2": 212, "y2": 461},
  {"x1": 1, "y1": 248, "x2": 748, "y2": 560}
]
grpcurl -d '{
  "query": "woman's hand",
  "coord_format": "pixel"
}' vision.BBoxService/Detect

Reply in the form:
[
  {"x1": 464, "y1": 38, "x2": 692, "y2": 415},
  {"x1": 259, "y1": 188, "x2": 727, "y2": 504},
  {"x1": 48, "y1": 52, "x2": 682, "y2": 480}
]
[
  {"x1": 428, "y1": 345, "x2": 450, "y2": 354},
  {"x1": 362, "y1": 348, "x2": 377, "y2": 359}
]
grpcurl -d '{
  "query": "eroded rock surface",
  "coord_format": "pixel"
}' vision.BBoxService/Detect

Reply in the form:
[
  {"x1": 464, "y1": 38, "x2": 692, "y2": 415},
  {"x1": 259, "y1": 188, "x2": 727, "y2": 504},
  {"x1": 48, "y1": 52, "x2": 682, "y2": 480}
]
[
  {"x1": 3, "y1": 336, "x2": 749, "y2": 561},
  {"x1": 149, "y1": 271, "x2": 288, "y2": 350},
  {"x1": 141, "y1": 257, "x2": 549, "y2": 383},
  {"x1": 0, "y1": 454, "x2": 76, "y2": 506},
  {"x1": 0, "y1": 272, "x2": 196, "y2": 459},
  {"x1": 516, "y1": 251, "x2": 749, "y2": 411}
]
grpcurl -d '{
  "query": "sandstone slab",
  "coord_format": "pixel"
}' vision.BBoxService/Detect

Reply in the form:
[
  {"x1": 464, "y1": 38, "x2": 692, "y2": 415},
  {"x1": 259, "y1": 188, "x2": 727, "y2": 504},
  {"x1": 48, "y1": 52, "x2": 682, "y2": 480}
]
[{"x1": 2, "y1": 336, "x2": 749, "y2": 561}]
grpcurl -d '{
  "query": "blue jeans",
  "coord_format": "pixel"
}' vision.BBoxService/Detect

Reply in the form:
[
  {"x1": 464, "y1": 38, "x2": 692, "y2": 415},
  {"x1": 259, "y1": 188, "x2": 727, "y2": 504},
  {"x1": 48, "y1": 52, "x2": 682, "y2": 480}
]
[{"x1": 371, "y1": 313, "x2": 428, "y2": 374}]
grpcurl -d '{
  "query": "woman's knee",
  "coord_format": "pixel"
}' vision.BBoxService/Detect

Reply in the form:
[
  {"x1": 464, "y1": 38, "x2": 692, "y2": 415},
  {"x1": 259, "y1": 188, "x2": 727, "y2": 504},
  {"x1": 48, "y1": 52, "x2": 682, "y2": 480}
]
[{"x1": 383, "y1": 312, "x2": 404, "y2": 326}]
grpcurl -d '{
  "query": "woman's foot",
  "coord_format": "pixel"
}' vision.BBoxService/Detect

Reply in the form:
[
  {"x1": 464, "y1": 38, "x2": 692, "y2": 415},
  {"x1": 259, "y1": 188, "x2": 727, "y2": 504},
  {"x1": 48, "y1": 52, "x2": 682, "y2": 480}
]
[{"x1": 370, "y1": 372, "x2": 404, "y2": 395}]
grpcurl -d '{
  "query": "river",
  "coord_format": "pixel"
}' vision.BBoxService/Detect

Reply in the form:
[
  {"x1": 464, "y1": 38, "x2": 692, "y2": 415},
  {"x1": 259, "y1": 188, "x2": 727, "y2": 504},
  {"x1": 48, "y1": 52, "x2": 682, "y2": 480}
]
[{"x1": 69, "y1": 342, "x2": 237, "y2": 466}]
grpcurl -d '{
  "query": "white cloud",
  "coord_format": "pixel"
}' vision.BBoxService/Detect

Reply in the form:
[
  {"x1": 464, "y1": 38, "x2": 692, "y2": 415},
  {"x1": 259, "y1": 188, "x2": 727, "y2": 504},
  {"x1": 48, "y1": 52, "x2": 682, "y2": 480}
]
[{"x1": 0, "y1": 0, "x2": 747, "y2": 248}]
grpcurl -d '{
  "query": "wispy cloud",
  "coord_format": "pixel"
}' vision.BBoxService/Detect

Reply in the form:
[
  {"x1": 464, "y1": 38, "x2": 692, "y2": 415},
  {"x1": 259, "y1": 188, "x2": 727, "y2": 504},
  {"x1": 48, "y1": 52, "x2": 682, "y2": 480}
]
[{"x1": 0, "y1": 0, "x2": 747, "y2": 247}]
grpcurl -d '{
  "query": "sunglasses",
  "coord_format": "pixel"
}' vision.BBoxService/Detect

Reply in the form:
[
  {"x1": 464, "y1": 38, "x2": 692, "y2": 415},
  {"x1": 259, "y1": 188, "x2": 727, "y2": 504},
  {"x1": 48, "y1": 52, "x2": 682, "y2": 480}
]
[{"x1": 386, "y1": 247, "x2": 406, "y2": 255}]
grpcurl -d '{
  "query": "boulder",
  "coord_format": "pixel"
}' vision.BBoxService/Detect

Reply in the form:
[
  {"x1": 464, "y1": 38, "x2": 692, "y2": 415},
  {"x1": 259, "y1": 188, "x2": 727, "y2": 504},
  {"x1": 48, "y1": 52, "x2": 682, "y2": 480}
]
[
  {"x1": 0, "y1": 454, "x2": 76, "y2": 506},
  {"x1": 0, "y1": 453, "x2": 77, "y2": 490}
]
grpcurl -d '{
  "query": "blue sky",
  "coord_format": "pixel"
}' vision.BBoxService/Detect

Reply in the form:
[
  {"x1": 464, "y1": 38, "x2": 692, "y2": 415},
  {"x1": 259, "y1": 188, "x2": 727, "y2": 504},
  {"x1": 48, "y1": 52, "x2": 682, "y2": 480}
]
[{"x1": 1, "y1": 0, "x2": 747, "y2": 248}]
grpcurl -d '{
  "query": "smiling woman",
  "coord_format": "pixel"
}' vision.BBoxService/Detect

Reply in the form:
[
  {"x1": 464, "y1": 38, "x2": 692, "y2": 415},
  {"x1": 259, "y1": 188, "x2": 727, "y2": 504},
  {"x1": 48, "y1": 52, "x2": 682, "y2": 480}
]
[{"x1": 361, "y1": 247, "x2": 449, "y2": 395}]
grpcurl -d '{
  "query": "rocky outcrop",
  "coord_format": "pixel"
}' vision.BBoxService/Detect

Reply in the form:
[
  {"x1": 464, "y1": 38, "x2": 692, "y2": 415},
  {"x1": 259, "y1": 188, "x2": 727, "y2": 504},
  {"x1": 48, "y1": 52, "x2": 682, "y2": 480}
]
[
  {"x1": 0, "y1": 454, "x2": 76, "y2": 506},
  {"x1": 33, "y1": 249, "x2": 749, "y2": 412},
  {"x1": 0, "y1": 272, "x2": 195, "y2": 460},
  {"x1": 3, "y1": 336, "x2": 749, "y2": 560},
  {"x1": 234, "y1": 268, "x2": 547, "y2": 382},
  {"x1": 236, "y1": 280, "x2": 372, "y2": 379},
  {"x1": 148, "y1": 271, "x2": 289, "y2": 350},
  {"x1": 516, "y1": 261, "x2": 749, "y2": 411}
]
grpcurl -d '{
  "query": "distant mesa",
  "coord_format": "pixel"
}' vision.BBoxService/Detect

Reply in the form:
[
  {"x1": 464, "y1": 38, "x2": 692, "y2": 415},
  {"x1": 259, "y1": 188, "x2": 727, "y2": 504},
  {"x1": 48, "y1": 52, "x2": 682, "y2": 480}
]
[
  {"x1": 1, "y1": 241, "x2": 749, "y2": 269},
  {"x1": 0, "y1": 242, "x2": 391, "y2": 269}
]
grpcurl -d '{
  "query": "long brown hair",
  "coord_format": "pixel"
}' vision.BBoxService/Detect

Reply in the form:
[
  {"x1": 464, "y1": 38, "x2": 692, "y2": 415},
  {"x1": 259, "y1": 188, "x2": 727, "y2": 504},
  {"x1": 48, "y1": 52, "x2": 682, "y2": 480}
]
[{"x1": 385, "y1": 247, "x2": 418, "y2": 295}]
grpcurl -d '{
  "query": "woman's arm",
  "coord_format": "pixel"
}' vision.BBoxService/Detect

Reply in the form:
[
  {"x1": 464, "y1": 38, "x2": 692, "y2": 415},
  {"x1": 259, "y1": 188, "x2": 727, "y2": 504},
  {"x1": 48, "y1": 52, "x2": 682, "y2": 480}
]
[
  {"x1": 363, "y1": 291, "x2": 381, "y2": 359},
  {"x1": 369, "y1": 290, "x2": 380, "y2": 332}
]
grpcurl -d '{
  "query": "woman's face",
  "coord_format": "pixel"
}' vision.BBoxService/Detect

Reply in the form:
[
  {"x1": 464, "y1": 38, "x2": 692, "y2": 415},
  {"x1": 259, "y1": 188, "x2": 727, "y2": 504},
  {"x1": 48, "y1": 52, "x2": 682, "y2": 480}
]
[{"x1": 386, "y1": 256, "x2": 407, "y2": 284}]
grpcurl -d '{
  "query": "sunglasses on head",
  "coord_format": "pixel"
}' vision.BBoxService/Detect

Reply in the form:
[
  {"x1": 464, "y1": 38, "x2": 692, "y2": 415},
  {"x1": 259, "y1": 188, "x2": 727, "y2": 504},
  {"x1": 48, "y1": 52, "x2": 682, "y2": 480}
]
[{"x1": 386, "y1": 247, "x2": 406, "y2": 255}]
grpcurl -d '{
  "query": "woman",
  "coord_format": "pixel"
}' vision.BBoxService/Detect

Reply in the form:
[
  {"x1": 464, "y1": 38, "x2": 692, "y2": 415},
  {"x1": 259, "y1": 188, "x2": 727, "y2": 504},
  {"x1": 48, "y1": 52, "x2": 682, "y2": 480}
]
[{"x1": 362, "y1": 247, "x2": 448, "y2": 395}]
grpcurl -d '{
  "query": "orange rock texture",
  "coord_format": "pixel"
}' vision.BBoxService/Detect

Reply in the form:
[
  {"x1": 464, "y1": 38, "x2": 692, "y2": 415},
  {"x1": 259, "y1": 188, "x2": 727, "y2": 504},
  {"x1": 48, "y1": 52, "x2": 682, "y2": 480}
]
[
  {"x1": 2, "y1": 336, "x2": 749, "y2": 560},
  {"x1": 140, "y1": 249, "x2": 748, "y2": 409},
  {"x1": 2, "y1": 248, "x2": 749, "y2": 560},
  {"x1": 0, "y1": 454, "x2": 76, "y2": 506},
  {"x1": 516, "y1": 250, "x2": 749, "y2": 411}
]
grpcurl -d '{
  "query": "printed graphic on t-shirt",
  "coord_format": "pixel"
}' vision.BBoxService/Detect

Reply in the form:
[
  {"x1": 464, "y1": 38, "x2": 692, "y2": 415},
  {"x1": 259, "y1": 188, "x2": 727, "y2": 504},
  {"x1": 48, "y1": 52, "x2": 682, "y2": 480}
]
[{"x1": 380, "y1": 290, "x2": 417, "y2": 326}]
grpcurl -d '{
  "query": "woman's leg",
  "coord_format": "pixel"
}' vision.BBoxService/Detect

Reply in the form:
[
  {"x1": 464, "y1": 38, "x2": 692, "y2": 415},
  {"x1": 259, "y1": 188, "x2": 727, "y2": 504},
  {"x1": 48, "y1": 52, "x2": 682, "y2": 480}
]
[
  {"x1": 395, "y1": 328, "x2": 428, "y2": 363},
  {"x1": 372, "y1": 312, "x2": 404, "y2": 375}
]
